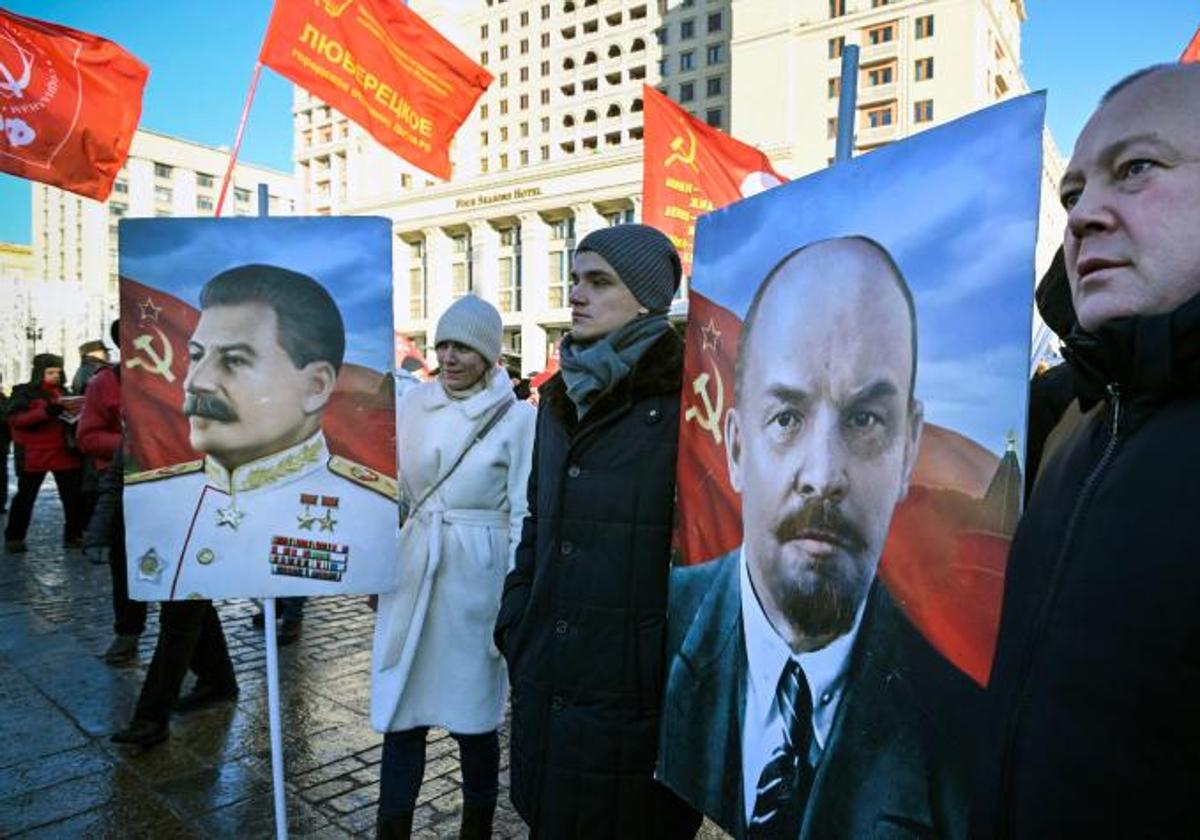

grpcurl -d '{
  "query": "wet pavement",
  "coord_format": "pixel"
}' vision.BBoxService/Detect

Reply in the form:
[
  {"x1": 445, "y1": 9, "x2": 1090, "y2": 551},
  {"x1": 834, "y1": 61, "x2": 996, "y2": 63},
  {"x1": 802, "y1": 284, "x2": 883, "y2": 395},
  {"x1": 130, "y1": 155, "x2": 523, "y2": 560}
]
[
  {"x1": 0, "y1": 479, "x2": 728, "y2": 839},
  {"x1": 0, "y1": 480, "x2": 528, "y2": 839}
]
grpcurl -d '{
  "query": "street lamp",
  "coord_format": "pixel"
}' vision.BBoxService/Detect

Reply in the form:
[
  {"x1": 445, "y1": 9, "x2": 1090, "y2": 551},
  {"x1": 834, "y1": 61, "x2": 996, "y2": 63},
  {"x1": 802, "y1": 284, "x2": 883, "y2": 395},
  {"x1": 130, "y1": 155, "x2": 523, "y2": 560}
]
[{"x1": 25, "y1": 317, "x2": 43, "y2": 359}]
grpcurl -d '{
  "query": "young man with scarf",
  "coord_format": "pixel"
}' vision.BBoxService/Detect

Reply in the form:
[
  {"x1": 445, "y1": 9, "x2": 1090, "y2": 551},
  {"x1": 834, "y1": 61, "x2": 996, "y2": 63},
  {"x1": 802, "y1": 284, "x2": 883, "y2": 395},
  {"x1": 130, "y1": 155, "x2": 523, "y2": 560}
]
[{"x1": 495, "y1": 223, "x2": 701, "y2": 838}]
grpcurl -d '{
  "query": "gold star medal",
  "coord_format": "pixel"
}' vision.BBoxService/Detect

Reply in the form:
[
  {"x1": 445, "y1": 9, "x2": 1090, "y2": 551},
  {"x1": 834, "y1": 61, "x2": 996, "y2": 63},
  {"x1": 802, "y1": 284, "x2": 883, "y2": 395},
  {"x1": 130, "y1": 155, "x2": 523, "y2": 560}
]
[
  {"x1": 297, "y1": 493, "x2": 318, "y2": 530},
  {"x1": 137, "y1": 548, "x2": 164, "y2": 582}
]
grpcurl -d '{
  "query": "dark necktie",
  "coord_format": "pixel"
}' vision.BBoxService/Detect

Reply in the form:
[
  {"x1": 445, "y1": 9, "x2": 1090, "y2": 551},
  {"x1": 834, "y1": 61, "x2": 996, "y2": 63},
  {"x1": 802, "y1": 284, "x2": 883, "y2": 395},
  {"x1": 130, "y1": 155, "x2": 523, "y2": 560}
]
[{"x1": 747, "y1": 659, "x2": 815, "y2": 839}]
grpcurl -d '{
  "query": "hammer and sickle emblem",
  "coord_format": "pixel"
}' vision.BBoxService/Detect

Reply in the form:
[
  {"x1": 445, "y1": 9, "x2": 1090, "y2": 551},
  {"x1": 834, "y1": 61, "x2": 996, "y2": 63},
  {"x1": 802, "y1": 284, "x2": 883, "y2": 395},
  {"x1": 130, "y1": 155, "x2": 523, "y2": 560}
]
[
  {"x1": 124, "y1": 326, "x2": 176, "y2": 383},
  {"x1": 664, "y1": 127, "x2": 699, "y2": 172},
  {"x1": 684, "y1": 365, "x2": 725, "y2": 444},
  {"x1": 315, "y1": 0, "x2": 355, "y2": 17}
]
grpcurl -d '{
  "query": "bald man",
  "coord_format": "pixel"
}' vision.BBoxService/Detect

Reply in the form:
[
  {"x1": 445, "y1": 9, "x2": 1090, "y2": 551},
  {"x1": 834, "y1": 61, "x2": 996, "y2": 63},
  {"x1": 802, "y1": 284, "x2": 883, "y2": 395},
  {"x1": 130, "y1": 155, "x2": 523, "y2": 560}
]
[
  {"x1": 973, "y1": 64, "x2": 1200, "y2": 839},
  {"x1": 660, "y1": 237, "x2": 980, "y2": 840}
]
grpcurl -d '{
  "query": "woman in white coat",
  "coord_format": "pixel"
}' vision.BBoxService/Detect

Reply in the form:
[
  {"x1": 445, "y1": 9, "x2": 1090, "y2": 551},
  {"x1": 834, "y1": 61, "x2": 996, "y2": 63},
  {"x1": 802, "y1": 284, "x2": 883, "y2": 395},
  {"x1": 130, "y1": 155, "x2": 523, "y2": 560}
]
[{"x1": 372, "y1": 295, "x2": 534, "y2": 840}]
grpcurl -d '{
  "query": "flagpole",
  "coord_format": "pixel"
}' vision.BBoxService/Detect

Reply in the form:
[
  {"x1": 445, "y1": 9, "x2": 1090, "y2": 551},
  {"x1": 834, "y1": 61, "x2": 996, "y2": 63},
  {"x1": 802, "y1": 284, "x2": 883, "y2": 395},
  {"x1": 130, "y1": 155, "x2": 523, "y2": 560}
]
[
  {"x1": 215, "y1": 61, "x2": 264, "y2": 218},
  {"x1": 834, "y1": 45, "x2": 860, "y2": 163}
]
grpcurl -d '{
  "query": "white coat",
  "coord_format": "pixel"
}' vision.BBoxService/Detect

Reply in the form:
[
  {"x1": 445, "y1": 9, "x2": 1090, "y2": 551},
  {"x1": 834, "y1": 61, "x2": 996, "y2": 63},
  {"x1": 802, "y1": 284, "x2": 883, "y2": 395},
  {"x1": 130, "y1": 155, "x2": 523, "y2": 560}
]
[{"x1": 370, "y1": 366, "x2": 534, "y2": 734}]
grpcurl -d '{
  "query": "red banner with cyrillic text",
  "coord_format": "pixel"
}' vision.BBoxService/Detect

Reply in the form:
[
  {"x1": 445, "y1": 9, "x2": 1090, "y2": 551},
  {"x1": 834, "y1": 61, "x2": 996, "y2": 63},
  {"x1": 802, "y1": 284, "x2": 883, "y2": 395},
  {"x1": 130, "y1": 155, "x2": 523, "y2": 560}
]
[{"x1": 260, "y1": 0, "x2": 492, "y2": 179}]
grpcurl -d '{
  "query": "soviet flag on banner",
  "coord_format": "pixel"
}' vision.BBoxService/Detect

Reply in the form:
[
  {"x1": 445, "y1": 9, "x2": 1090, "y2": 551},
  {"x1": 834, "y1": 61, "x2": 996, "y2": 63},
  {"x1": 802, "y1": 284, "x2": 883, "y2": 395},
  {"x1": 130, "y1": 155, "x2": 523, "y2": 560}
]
[
  {"x1": 120, "y1": 274, "x2": 397, "y2": 476},
  {"x1": 260, "y1": 0, "x2": 492, "y2": 179},
  {"x1": 641, "y1": 84, "x2": 786, "y2": 276},
  {"x1": 1183, "y1": 25, "x2": 1200, "y2": 63},
  {"x1": 0, "y1": 9, "x2": 148, "y2": 201}
]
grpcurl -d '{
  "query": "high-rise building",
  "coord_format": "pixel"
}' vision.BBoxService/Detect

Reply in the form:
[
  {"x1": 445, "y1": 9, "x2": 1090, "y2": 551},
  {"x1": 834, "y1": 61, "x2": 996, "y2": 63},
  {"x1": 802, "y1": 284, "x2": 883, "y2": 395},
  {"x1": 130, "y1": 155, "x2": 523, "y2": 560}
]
[
  {"x1": 293, "y1": 0, "x2": 1062, "y2": 375},
  {"x1": 26, "y1": 128, "x2": 296, "y2": 377}
]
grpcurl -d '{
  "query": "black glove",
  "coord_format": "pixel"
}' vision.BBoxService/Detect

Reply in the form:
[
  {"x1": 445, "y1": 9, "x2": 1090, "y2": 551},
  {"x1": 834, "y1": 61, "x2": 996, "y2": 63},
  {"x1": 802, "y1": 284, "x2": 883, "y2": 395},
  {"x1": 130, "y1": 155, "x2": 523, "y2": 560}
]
[{"x1": 45, "y1": 403, "x2": 65, "y2": 417}]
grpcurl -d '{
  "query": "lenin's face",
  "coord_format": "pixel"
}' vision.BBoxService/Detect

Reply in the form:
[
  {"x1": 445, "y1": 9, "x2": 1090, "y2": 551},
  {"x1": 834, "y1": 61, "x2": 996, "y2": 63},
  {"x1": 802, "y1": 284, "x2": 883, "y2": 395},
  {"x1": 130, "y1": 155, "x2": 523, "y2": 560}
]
[
  {"x1": 726, "y1": 240, "x2": 922, "y2": 650},
  {"x1": 1061, "y1": 67, "x2": 1200, "y2": 332},
  {"x1": 184, "y1": 303, "x2": 335, "y2": 470}
]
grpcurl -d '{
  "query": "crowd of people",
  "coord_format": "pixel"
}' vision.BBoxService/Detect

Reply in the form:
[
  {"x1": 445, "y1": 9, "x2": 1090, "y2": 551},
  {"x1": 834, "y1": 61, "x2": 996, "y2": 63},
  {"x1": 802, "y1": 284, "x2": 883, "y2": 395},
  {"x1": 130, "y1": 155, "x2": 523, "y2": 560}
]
[{"x1": 3, "y1": 61, "x2": 1198, "y2": 840}]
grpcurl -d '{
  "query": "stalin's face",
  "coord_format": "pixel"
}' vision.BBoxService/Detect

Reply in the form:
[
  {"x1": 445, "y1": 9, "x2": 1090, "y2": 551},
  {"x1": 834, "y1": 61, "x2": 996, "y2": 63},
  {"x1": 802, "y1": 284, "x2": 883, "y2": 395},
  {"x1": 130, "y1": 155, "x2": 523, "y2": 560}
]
[{"x1": 184, "y1": 303, "x2": 335, "y2": 471}]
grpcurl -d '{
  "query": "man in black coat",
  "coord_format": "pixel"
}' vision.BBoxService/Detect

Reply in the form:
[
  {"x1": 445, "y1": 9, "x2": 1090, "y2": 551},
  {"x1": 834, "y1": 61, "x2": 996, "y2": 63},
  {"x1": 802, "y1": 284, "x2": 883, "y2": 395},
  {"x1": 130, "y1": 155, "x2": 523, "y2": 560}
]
[
  {"x1": 972, "y1": 63, "x2": 1200, "y2": 838},
  {"x1": 659, "y1": 237, "x2": 980, "y2": 839},
  {"x1": 495, "y1": 223, "x2": 701, "y2": 839}
]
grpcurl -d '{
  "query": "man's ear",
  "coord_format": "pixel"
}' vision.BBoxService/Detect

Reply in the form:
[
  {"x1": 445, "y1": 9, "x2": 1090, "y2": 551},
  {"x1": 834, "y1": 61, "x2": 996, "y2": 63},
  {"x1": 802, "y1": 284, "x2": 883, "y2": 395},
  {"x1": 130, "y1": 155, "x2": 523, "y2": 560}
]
[
  {"x1": 725, "y1": 407, "x2": 744, "y2": 493},
  {"x1": 301, "y1": 361, "x2": 338, "y2": 415},
  {"x1": 897, "y1": 398, "x2": 924, "y2": 502}
]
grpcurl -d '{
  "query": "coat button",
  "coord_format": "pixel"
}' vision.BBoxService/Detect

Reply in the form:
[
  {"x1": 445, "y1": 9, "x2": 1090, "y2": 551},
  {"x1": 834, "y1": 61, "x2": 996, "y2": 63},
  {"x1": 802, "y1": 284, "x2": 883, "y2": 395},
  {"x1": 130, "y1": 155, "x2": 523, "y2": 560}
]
[
  {"x1": 555, "y1": 619, "x2": 569, "y2": 635},
  {"x1": 646, "y1": 408, "x2": 662, "y2": 424},
  {"x1": 196, "y1": 548, "x2": 215, "y2": 565},
  {"x1": 560, "y1": 541, "x2": 573, "y2": 556},
  {"x1": 551, "y1": 695, "x2": 565, "y2": 711},
  {"x1": 567, "y1": 464, "x2": 581, "y2": 478}
]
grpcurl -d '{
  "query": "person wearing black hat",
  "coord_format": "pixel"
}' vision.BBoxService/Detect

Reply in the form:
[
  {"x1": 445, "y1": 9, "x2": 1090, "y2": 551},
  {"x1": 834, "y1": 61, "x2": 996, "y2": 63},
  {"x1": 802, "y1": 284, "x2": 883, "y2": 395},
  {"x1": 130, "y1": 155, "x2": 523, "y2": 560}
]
[
  {"x1": 494, "y1": 223, "x2": 701, "y2": 838},
  {"x1": 4, "y1": 353, "x2": 84, "y2": 552},
  {"x1": 71, "y1": 338, "x2": 111, "y2": 396}
]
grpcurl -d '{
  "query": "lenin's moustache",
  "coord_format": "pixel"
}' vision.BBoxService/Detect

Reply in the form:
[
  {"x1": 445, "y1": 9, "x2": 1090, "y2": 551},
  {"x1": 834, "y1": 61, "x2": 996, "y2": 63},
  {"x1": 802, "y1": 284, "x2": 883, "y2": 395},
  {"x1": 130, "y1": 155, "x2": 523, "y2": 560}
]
[
  {"x1": 182, "y1": 393, "x2": 239, "y2": 422},
  {"x1": 774, "y1": 498, "x2": 868, "y2": 557}
]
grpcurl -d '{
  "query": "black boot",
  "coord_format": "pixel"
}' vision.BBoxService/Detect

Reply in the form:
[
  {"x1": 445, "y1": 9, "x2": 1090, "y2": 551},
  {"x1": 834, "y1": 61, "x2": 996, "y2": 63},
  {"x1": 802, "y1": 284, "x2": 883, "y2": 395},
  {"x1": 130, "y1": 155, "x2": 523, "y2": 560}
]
[
  {"x1": 460, "y1": 801, "x2": 495, "y2": 840},
  {"x1": 375, "y1": 810, "x2": 413, "y2": 840}
]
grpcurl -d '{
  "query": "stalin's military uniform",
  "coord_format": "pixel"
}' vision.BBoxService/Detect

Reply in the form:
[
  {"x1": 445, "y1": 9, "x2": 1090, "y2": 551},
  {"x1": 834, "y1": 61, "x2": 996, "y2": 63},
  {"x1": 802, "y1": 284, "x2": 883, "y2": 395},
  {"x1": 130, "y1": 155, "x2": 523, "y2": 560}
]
[{"x1": 125, "y1": 432, "x2": 399, "y2": 601}]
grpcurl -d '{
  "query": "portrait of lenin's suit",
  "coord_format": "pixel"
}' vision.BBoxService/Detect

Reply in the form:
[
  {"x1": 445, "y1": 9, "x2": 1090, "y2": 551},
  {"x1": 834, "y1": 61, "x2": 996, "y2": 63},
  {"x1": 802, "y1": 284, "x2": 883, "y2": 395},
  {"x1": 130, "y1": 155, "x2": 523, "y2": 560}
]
[{"x1": 659, "y1": 237, "x2": 983, "y2": 839}]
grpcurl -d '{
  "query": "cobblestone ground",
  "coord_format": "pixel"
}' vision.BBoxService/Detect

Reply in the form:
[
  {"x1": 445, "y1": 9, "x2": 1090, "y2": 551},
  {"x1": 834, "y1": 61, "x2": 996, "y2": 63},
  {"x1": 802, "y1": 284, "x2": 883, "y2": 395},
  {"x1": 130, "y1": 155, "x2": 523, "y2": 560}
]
[{"x1": 0, "y1": 476, "x2": 728, "y2": 839}]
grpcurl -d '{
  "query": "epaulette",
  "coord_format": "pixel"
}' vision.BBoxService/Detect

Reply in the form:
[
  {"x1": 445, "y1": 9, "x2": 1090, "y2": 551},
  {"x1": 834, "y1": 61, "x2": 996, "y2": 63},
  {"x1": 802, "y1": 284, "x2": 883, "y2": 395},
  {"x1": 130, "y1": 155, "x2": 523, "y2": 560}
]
[
  {"x1": 328, "y1": 455, "x2": 398, "y2": 501},
  {"x1": 125, "y1": 459, "x2": 204, "y2": 486}
]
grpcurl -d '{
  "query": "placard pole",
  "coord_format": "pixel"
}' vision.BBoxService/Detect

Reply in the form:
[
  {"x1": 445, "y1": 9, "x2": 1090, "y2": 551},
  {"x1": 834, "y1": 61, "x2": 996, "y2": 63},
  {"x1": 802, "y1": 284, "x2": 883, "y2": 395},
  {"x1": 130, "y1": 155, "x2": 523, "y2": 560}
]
[
  {"x1": 835, "y1": 45, "x2": 860, "y2": 164},
  {"x1": 264, "y1": 597, "x2": 288, "y2": 840}
]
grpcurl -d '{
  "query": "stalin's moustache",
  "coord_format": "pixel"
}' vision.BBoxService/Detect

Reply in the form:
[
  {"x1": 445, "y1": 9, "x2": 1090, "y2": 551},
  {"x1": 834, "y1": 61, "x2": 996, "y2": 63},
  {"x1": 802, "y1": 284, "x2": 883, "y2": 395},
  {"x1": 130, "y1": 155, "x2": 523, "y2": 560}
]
[{"x1": 183, "y1": 393, "x2": 239, "y2": 422}]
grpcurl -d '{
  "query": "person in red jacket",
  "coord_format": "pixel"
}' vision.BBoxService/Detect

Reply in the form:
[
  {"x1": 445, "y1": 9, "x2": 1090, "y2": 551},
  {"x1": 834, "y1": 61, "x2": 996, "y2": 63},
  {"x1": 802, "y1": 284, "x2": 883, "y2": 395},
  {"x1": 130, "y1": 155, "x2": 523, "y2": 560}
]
[{"x1": 5, "y1": 353, "x2": 84, "y2": 553}]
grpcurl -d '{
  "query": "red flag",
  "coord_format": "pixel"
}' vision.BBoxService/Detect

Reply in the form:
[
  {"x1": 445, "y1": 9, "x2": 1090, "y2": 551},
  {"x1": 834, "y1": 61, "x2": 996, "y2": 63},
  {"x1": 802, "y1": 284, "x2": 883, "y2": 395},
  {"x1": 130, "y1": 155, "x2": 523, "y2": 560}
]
[
  {"x1": 0, "y1": 9, "x2": 147, "y2": 201},
  {"x1": 530, "y1": 340, "x2": 560, "y2": 390},
  {"x1": 260, "y1": 0, "x2": 492, "y2": 179},
  {"x1": 120, "y1": 276, "x2": 396, "y2": 476},
  {"x1": 1183, "y1": 25, "x2": 1200, "y2": 63},
  {"x1": 394, "y1": 331, "x2": 431, "y2": 378},
  {"x1": 642, "y1": 85, "x2": 786, "y2": 275}
]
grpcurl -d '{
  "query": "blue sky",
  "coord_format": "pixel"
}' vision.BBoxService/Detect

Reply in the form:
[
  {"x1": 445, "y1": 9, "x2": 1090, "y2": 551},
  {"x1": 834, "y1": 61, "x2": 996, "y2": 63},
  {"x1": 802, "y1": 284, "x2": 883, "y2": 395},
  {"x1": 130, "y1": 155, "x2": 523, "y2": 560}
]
[
  {"x1": 0, "y1": 0, "x2": 1196, "y2": 244},
  {"x1": 693, "y1": 94, "x2": 1043, "y2": 457}
]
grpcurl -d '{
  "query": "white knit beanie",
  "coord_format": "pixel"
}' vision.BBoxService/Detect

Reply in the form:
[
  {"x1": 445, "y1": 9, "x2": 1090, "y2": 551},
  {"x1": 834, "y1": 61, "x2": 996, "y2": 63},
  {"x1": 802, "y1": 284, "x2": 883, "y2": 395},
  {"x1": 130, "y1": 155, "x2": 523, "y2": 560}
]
[{"x1": 434, "y1": 295, "x2": 503, "y2": 363}]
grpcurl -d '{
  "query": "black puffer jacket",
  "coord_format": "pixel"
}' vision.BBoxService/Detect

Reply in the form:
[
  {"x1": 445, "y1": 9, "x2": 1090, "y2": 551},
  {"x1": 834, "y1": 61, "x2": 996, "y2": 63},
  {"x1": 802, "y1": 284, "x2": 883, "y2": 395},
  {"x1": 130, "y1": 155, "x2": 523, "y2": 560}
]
[
  {"x1": 495, "y1": 329, "x2": 700, "y2": 839},
  {"x1": 973, "y1": 292, "x2": 1200, "y2": 838}
]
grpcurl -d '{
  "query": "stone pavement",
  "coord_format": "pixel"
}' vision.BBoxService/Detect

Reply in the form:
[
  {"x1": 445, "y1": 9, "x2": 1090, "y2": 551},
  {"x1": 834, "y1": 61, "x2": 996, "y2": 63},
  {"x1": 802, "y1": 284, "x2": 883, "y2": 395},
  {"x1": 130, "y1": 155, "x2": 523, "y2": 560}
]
[{"x1": 0, "y1": 479, "x2": 728, "y2": 839}]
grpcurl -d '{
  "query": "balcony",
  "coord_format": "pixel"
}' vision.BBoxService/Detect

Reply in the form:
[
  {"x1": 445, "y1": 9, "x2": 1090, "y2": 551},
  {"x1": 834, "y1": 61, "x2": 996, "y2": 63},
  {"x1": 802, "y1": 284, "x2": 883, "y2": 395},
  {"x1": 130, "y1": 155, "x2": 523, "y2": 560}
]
[
  {"x1": 856, "y1": 122, "x2": 900, "y2": 148},
  {"x1": 856, "y1": 81, "x2": 897, "y2": 106},
  {"x1": 859, "y1": 38, "x2": 899, "y2": 66}
]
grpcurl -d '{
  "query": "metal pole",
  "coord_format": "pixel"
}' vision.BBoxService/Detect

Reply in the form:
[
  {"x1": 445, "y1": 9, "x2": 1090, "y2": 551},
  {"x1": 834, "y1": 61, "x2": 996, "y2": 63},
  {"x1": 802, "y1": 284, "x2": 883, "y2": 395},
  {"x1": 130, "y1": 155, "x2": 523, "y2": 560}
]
[{"x1": 835, "y1": 45, "x2": 860, "y2": 164}]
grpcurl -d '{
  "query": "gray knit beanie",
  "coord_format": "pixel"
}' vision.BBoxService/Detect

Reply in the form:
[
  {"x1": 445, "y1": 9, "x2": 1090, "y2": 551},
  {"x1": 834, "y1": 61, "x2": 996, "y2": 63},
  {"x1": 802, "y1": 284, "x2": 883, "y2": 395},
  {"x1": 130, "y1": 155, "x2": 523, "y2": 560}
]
[
  {"x1": 574, "y1": 223, "x2": 681, "y2": 313},
  {"x1": 434, "y1": 295, "x2": 503, "y2": 363}
]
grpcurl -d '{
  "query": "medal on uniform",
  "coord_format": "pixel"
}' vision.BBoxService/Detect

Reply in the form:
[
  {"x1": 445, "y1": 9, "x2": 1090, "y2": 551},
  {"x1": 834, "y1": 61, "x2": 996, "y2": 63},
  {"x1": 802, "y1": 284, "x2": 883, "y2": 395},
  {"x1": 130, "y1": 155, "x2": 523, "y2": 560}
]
[
  {"x1": 297, "y1": 493, "x2": 318, "y2": 530},
  {"x1": 314, "y1": 495, "x2": 338, "y2": 533},
  {"x1": 216, "y1": 503, "x2": 245, "y2": 530},
  {"x1": 137, "y1": 548, "x2": 164, "y2": 582}
]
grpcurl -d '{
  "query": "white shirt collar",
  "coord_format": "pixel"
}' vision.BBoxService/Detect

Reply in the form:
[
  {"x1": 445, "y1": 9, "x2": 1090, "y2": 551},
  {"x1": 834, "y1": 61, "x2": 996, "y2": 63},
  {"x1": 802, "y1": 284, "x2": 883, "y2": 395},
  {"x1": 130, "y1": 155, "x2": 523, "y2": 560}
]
[{"x1": 204, "y1": 430, "x2": 328, "y2": 495}]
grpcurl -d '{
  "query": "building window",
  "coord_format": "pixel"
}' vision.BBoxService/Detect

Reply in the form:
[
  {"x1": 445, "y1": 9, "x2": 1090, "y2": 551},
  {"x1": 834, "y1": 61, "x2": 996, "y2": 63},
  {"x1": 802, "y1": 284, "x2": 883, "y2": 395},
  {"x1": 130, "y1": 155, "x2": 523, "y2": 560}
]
[
  {"x1": 409, "y1": 267, "x2": 426, "y2": 319},
  {"x1": 867, "y1": 23, "x2": 896, "y2": 45},
  {"x1": 656, "y1": 26, "x2": 667, "y2": 45},
  {"x1": 548, "y1": 250, "x2": 569, "y2": 307},
  {"x1": 154, "y1": 163, "x2": 172, "y2": 179},
  {"x1": 865, "y1": 104, "x2": 894, "y2": 128},
  {"x1": 542, "y1": 3, "x2": 550, "y2": 19},
  {"x1": 680, "y1": 50, "x2": 694, "y2": 71},
  {"x1": 995, "y1": 75, "x2": 1010, "y2": 98},
  {"x1": 541, "y1": 32, "x2": 551, "y2": 47},
  {"x1": 867, "y1": 64, "x2": 894, "y2": 85},
  {"x1": 520, "y1": 121, "x2": 530, "y2": 137},
  {"x1": 541, "y1": 89, "x2": 551, "y2": 104},
  {"x1": 500, "y1": 17, "x2": 508, "y2": 33},
  {"x1": 680, "y1": 81, "x2": 694, "y2": 102},
  {"x1": 706, "y1": 43, "x2": 723, "y2": 64},
  {"x1": 481, "y1": 130, "x2": 489, "y2": 146},
  {"x1": 706, "y1": 108, "x2": 722, "y2": 128},
  {"x1": 829, "y1": 0, "x2": 846, "y2": 17},
  {"x1": 915, "y1": 14, "x2": 934, "y2": 38},
  {"x1": 541, "y1": 145, "x2": 550, "y2": 160},
  {"x1": 828, "y1": 36, "x2": 844, "y2": 59},
  {"x1": 481, "y1": 103, "x2": 489, "y2": 118},
  {"x1": 520, "y1": 149, "x2": 529, "y2": 165},
  {"x1": 197, "y1": 196, "x2": 214, "y2": 211},
  {"x1": 914, "y1": 99, "x2": 934, "y2": 123},
  {"x1": 541, "y1": 116, "x2": 550, "y2": 132},
  {"x1": 706, "y1": 75, "x2": 722, "y2": 97},
  {"x1": 481, "y1": 50, "x2": 489, "y2": 65},
  {"x1": 196, "y1": 173, "x2": 214, "y2": 189},
  {"x1": 500, "y1": 45, "x2": 509, "y2": 60},
  {"x1": 481, "y1": 158, "x2": 489, "y2": 173},
  {"x1": 681, "y1": 19, "x2": 695, "y2": 39},
  {"x1": 707, "y1": 11, "x2": 722, "y2": 33},
  {"x1": 234, "y1": 187, "x2": 251, "y2": 203},
  {"x1": 871, "y1": 0, "x2": 890, "y2": 6},
  {"x1": 827, "y1": 77, "x2": 840, "y2": 99},
  {"x1": 481, "y1": 23, "x2": 489, "y2": 39},
  {"x1": 541, "y1": 59, "x2": 550, "y2": 76},
  {"x1": 499, "y1": 256, "x2": 520, "y2": 312},
  {"x1": 500, "y1": 71, "x2": 509, "y2": 87},
  {"x1": 520, "y1": 40, "x2": 529, "y2": 56},
  {"x1": 827, "y1": 116, "x2": 838, "y2": 139},
  {"x1": 658, "y1": 58, "x2": 669, "y2": 76},
  {"x1": 451, "y1": 262, "x2": 471, "y2": 300},
  {"x1": 154, "y1": 185, "x2": 173, "y2": 203},
  {"x1": 520, "y1": 93, "x2": 530, "y2": 109},
  {"x1": 113, "y1": 180, "x2": 128, "y2": 194},
  {"x1": 500, "y1": 99, "x2": 509, "y2": 114},
  {"x1": 500, "y1": 126, "x2": 509, "y2": 142},
  {"x1": 520, "y1": 10, "x2": 529, "y2": 26},
  {"x1": 915, "y1": 57, "x2": 934, "y2": 81}
]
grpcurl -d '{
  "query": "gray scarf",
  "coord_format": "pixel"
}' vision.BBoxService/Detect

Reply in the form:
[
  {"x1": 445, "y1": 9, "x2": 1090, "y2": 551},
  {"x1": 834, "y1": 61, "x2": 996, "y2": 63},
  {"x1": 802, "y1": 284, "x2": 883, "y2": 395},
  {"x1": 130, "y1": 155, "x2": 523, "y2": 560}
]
[{"x1": 559, "y1": 313, "x2": 671, "y2": 417}]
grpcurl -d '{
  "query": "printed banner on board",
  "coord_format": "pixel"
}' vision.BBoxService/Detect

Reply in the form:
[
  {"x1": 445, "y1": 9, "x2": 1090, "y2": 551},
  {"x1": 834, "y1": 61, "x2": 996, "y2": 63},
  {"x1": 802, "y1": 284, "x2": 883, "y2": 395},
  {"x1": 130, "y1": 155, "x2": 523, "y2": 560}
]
[
  {"x1": 119, "y1": 217, "x2": 399, "y2": 601},
  {"x1": 0, "y1": 9, "x2": 147, "y2": 200},
  {"x1": 260, "y1": 0, "x2": 491, "y2": 179},
  {"x1": 661, "y1": 94, "x2": 1046, "y2": 839},
  {"x1": 642, "y1": 84, "x2": 785, "y2": 275}
]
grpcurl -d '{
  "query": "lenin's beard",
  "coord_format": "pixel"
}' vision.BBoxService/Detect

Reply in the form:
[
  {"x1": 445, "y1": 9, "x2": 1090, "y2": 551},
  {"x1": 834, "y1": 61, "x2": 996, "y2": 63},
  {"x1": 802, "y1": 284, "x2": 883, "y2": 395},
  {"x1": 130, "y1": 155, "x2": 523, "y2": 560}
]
[
  {"x1": 182, "y1": 393, "x2": 239, "y2": 423},
  {"x1": 769, "y1": 499, "x2": 874, "y2": 642}
]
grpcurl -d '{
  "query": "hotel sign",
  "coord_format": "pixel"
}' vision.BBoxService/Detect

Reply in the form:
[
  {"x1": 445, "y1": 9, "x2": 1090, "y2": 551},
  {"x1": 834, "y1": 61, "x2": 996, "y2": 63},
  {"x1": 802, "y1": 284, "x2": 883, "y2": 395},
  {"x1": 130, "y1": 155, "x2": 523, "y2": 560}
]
[{"x1": 454, "y1": 185, "x2": 542, "y2": 209}]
